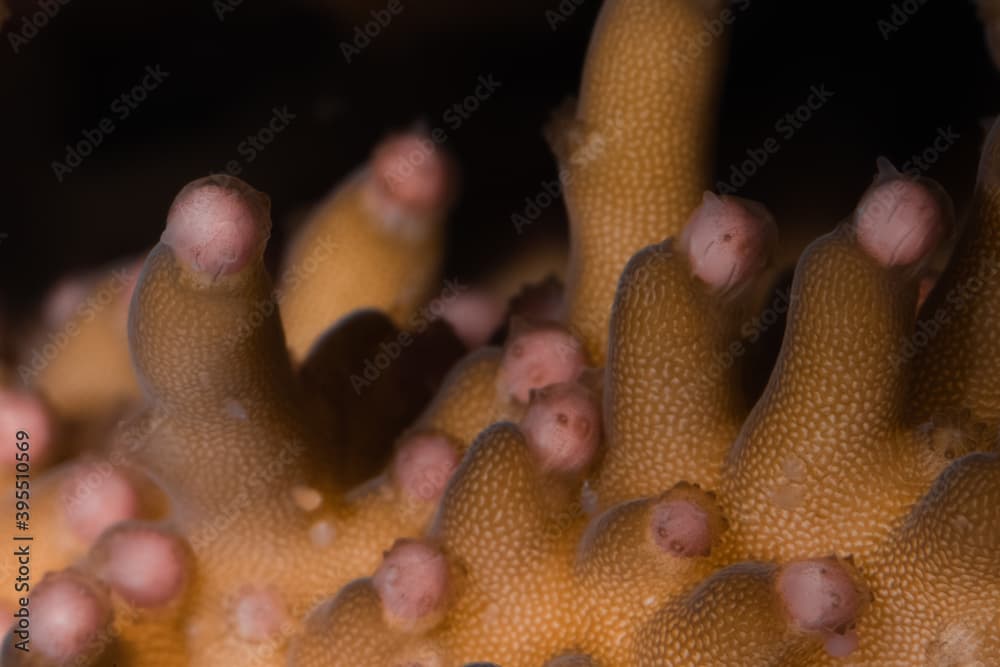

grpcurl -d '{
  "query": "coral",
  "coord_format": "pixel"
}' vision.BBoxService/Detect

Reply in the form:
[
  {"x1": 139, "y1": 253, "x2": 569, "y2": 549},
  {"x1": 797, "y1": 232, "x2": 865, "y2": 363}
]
[
  {"x1": 1, "y1": 163, "x2": 590, "y2": 665},
  {"x1": 284, "y1": 147, "x2": 998, "y2": 666},
  {"x1": 28, "y1": 260, "x2": 143, "y2": 424},
  {"x1": 7, "y1": 0, "x2": 1000, "y2": 665},
  {"x1": 88, "y1": 172, "x2": 458, "y2": 664},
  {"x1": 279, "y1": 131, "x2": 456, "y2": 362},
  {"x1": 549, "y1": 0, "x2": 726, "y2": 364}
]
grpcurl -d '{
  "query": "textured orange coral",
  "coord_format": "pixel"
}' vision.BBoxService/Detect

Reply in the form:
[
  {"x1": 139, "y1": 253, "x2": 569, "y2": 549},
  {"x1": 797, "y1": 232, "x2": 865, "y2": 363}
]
[{"x1": 5, "y1": 0, "x2": 1000, "y2": 665}]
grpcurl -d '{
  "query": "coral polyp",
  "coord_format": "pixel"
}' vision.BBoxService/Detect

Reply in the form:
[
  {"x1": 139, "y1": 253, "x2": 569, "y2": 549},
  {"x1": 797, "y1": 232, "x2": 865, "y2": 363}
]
[{"x1": 3, "y1": 0, "x2": 1000, "y2": 665}]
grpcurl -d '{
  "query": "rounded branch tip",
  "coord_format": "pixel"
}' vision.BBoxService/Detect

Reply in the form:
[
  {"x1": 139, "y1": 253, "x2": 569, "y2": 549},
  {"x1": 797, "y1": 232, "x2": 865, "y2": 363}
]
[
  {"x1": 392, "y1": 432, "x2": 460, "y2": 502},
  {"x1": 438, "y1": 288, "x2": 507, "y2": 349},
  {"x1": 650, "y1": 499, "x2": 712, "y2": 558},
  {"x1": 61, "y1": 461, "x2": 141, "y2": 544},
  {"x1": 855, "y1": 163, "x2": 951, "y2": 268},
  {"x1": 497, "y1": 321, "x2": 587, "y2": 405},
  {"x1": 650, "y1": 483, "x2": 727, "y2": 558},
  {"x1": 681, "y1": 192, "x2": 777, "y2": 293},
  {"x1": 777, "y1": 557, "x2": 866, "y2": 657},
  {"x1": 369, "y1": 131, "x2": 456, "y2": 222},
  {"x1": 43, "y1": 275, "x2": 93, "y2": 328},
  {"x1": 91, "y1": 522, "x2": 191, "y2": 608},
  {"x1": 373, "y1": 539, "x2": 450, "y2": 632},
  {"x1": 162, "y1": 175, "x2": 272, "y2": 280},
  {"x1": 0, "y1": 388, "x2": 53, "y2": 468},
  {"x1": 31, "y1": 570, "x2": 112, "y2": 662},
  {"x1": 520, "y1": 381, "x2": 601, "y2": 475}
]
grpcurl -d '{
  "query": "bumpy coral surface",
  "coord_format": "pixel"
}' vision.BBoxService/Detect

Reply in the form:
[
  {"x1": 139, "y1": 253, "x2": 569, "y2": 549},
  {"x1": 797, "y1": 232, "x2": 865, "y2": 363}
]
[{"x1": 4, "y1": 0, "x2": 1000, "y2": 666}]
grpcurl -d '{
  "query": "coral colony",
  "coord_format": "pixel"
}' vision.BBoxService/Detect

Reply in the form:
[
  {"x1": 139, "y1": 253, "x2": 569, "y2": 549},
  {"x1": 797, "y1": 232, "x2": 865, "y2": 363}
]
[{"x1": 3, "y1": 0, "x2": 1000, "y2": 665}]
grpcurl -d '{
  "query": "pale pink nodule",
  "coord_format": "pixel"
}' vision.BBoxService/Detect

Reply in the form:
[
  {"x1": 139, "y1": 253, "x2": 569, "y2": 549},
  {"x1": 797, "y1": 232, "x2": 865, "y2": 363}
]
[
  {"x1": 0, "y1": 389, "x2": 53, "y2": 467},
  {"x1": 162, "y1": 175, "x2": 271, "y2": 279},
  {"x1": 650, "y1": 499, "x2": 712, "y2": 558},
  {"x1": 31, "y1": 572, "x2": 111, "y2": 662},
  {"x1": 392, "y1": 432, "x2": 459, "y2": 502},
  {"x1": 778, "y1": 558, "x2": 862, "y2": 657},
  {"x1": 61, "y1": 462, "x2": 141, "y2": 544},
  {"x1": 373, "y1": 539, "x2": 450, "y2": 630},
  {"x1": 497, "y1": 324, "x2": 586, "y2": 404},
  {"x1": 681, "y1": 191, "x2": 776, "y2": 292},
  {"x1": 856, "y1": 163, "x2": 948, "y2": 267},
  {"x1": 438, "y1": 289, "x2": 507, "y2": 349},
  {"x1": 94, "y1": 524, "x2": 189, "y2": 608},
  {"x1": 371, "y1": 133, "x2": 454, "y2": 218},
  {"x1": 520, "y1": 381, "x2": 600, "y2": 474}
]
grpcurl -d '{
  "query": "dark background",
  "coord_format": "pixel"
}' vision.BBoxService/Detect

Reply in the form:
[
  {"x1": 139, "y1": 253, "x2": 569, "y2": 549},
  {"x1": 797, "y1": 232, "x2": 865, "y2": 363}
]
[{"x1": 0, "y1": 0, "x2": 996, "y2": 314}]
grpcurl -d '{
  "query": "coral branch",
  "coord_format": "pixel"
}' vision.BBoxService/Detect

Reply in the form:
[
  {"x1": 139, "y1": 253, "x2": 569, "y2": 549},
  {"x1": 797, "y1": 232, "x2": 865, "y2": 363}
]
[
  {"x1": 911, "y1": 118, "x2": 1000, "y2": 433},
  {"x1": 722, "y1": 174, "x2": 949, "y2": 561},
  {"x1": 596, "y1": 193, "x2": 775, "y2": 507},
  {"x1": 551, "y1": 0, "x2": 728, "y2": 363},
  {"x1": 280, "y1": 131, "x2": 455, "y2": 361}
]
